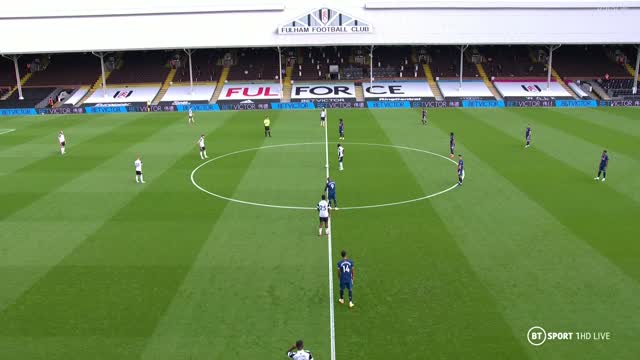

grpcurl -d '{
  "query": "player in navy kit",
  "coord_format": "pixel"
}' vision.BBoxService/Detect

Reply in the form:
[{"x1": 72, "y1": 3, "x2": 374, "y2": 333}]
[
  {"x1": 525, "y1": 125, "x2": 532, "y2": 148},
  {"x1": 338, "y1": 118, "x2": 345, "y2": 140},
  {"x1": 324, "y1": 177, "x2": 338, "y2": 209},
  {"x1": 337, "y1": 250, "x2": 355, "y2": 308},
  {"x1": 594, "y1": 150, "x2": 609, "y2": 182},
  {"x1": 421, "y1": 108, "x2": 427, "y2": 125},
  {"x1": 457, "y1": 154, "x2": 465, "y2": 186},
  {"x1": 449, "y1": 132, "x2": 455, "y2": 158}
]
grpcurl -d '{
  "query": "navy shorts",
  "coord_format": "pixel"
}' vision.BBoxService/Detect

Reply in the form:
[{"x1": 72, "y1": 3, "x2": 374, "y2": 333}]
[
  {"x1": 60, "y1": 141, "x2": 66, "y2": 147},
  {"x1": 340, "y1": 280, "x2": 353, "y2": 290},
  {"x1": 599, "y1": 165, "x2": 606, "y2": 171},
  {"x1": 200, "y1": 146, "x2": 206, "y2": 151},
  {"x1": 328, "y1": 194, "x2": 336, "y2": 201},
  {"x1": 136, "y1": 170, "x2": 142, "y2": 175},
  {"x1": 319, "y1": 217, "x2": 328, "y2": 224}
]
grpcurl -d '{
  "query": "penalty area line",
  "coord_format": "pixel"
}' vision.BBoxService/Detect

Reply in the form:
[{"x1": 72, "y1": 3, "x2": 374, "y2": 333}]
[{"x1": 0, "y1": 129, "x2": 16, "y2": 135}]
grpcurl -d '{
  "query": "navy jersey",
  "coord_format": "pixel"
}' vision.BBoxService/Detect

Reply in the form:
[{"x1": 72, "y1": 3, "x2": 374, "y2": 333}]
[
  {"x1": 526, "y1": 127, "x2": 531, "y2": 138},
  {"x1": 450, "y1": 135, "x2": 455, "y2": 148},
  {"x1": 337, "y1": 259, "x2": 354, "y2": 283},
  {"x1": 422, "y1": 109, "x2": 426, "y2": 119},
  {"x1": 600, "y1": 153, "x2": 609, "y2": 168},
  {"x1": 325, "y1": 181, "x2": 336, "y2": 196},
  {"x1": 339, "y1": 122, "x2": 344, "y2": 133},
  {"x1": 458, "y1": 159, "x2": 464, "y2": 175}
]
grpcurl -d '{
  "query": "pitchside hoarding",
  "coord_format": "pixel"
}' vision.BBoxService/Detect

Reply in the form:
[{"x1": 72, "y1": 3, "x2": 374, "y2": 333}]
[
  {"x1": 217, "y1": 83, "x2": 281, "y2": 104},
  {"x1": 290, "y1": 83, "x2": 357, "y2": 103},
  {"x1": 363, "y1": 81, "x2": 434, "y2": 101},
  {"x1": 83, "y1": 87, "x2": 161, "y2": 104},
  {"x1": 493, "y1": 81, "x2": 572, "y2": 99}
]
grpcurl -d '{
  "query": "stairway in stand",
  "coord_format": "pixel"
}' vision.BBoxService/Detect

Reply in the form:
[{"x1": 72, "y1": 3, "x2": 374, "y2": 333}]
[
  {"x1": 355, "y1": 83, "x2": 365, "y2": 102},
  {"x1": 76, "y1": 71, "x2": 112, "y2": 106},
  {"x1": 282, "y1": 65, "x2": 293, "y2": 102},
  {"x1": 476, "y1": 63, "x2": 502, "y2": 100},
  {"x1": 624, "y1": 63, "x2": 636, "y2": 77},
  {"x1": 210, "y1": 67, "x2": 230, "y2": 103},
  {"x1": 551, "y1": 68, "x2": 578, "y2": 99},
  {"x1": 422, "y1": 64, "x2": 443, "y2": 100},
  {"x1": 1, "y1": 73, "x2": 32, "y2": 100},
  {"x1": 151, "y1": 68, "x2": 176, "y2": 105}
]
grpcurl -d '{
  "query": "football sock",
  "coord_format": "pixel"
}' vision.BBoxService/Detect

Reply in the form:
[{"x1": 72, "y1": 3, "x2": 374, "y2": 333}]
[
  {"x1": 140, "y1": 175, "x2": 144, "y2": 182},
  {"x1": 319, "y1": 228, "x2": 322, "y2": 235},
  {"x1": 348, "y1": 290, "x2": 352, "y2": 301},
  {"x1": 340, "y1": 289, "x2": 344, "y2": 299}
]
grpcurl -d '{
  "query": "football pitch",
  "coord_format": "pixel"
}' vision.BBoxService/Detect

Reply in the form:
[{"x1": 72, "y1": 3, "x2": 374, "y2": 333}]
[{"x1": 0, "y1": 107, "x2": 638, "y2": 359}]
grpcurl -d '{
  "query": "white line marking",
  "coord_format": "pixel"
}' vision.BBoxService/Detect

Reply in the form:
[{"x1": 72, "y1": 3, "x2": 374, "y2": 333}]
[
  {"x1": 325, "y1": 117, "x2": 337, "y2": 360},
  {"x1": 190, "y1": 142, "x2": 458, "y2": 210},
  {"x1": 0, "y1": 129, "x2": 16, "y2": 135}
]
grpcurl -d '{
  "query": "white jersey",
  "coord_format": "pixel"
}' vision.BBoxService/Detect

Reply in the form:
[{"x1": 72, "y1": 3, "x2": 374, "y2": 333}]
[
  {"x1": 198, "y1": 137, "x2": 205, "y2": 148},
  {"x1": 58, "y1": 134, "x2": 65, "y2": 144},
  {"x1": 320, "y1": 110, "x2": 326, "y2": 119},
  {"x1": 189, "y1": 109, "x2": 193, "y2": 117},
  {"x1": 288, "y1": 349, "x2": 313, "y2": 360},
  {"x1": 134, "y1": 159, "x2": 143, "y2": 172},
  {"x1": 317, "y1": 200, "x2": 330, "y2": 218},
  {"x1": 338, "y1": 146, "x2": 344, "y2": 158}
]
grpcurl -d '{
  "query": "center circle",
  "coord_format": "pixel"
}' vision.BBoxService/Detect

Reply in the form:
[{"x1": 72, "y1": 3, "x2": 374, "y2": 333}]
[{"x1": 190, "y1": 142, "x2": 458, "y2": 210}]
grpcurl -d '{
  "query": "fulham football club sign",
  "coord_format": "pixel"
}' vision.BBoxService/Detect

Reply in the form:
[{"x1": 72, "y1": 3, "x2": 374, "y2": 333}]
[{"x1": 279, "y1": 8, "x2": 372, "y2": 34}]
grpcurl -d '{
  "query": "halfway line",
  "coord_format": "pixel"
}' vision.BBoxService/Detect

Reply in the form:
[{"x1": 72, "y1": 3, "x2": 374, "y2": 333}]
[{"x1": 325, "y1": 114, "x2": 337, "y2": 360}]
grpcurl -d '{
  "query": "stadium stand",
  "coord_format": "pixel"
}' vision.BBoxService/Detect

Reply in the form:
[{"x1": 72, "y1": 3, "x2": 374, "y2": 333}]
[
  {"x1": 479, "y1": 45, "x2": 547, "y2": 78},
  {"x1": 227, "y1": 48, "x2": 280, "y2": 81},
  {"x1": 1, "y1": 46, "x2": 637, "y2": 106},
  {"x1": 552, "y1": 46, "x2": 630, "y2": 79},
  {"x1": 0, "y1": 58, "x2": 16, "y2": 88},
  {"x1": 292, "y1": 46, "x2": 423, "y2": 81},
  {"x1": 292, "y1": 47, "x2": 343, "y2": 81},
  {"x1": 107, "y1": 51, "x2": 171, "y2": 84},
  {"x1": 0, "y1": 87, "x2": 56, "y2": 108},
  {"x1": 598, "y1": 78, "x2": 640, "y2": 98},
  {"x1": 26, "y1": 53, "x2": 102, "y2": 87},
  {"x1": 174, "y1": 49, "x2": 223, "y2": 84},
  {"x1": 429, "y1": 46, "x2": 480, "y2": 79}
]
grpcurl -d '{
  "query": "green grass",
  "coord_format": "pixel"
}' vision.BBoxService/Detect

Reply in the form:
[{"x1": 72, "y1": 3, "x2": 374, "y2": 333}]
[{"x1": 0, "y1": 108, "x2": 638, "y2": 359}]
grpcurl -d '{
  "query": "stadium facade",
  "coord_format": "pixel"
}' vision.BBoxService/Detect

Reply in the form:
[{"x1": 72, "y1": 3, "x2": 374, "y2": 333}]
[{"x1": 1, "y1": 0, "x2": 639, "y2": 114}]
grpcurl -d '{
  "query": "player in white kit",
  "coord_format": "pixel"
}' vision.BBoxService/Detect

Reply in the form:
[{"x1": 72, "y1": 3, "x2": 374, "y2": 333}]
[
  {"x1": 317, "y1": 194, "x2": 330, "y2": 236},
  {"x1": 337, "y1": 143, "x2": 344, "y2": 171},
  {"x1": 188, "y1": 107, "x2": 195, "y2": 124},
  {"x1": 320, "y1": 108, "x2": 327, "y2": 127},
  {"x1": 286, "y1": 340, "x2": 313, "y2": 360},
  {"x1": 58, "y1": 130, "x2": 66, "y2": 155},
  {"x1": 134, "y1": 156, "x2": 145, "y2": 183},
  {"x1": 196, "y1": 134, "x2": 208, "y2": 159}
]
